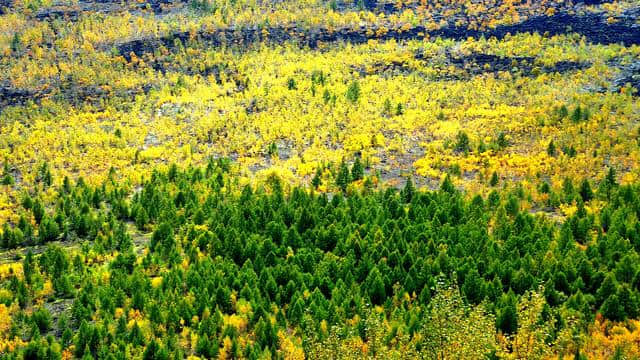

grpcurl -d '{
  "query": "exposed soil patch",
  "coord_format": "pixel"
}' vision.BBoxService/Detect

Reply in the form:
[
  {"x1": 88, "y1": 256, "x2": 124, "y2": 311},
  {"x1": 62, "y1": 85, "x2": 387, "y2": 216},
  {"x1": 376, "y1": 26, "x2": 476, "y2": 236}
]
[
  {"x1": 374, "y1": 135, "x2": 436, "y2": 189},
  {"x1": 0, "y1": 238, "x2": 79, "y2": 264},
  {"x1": 44, "y1": 298, "x2": 74, "y2": 336},
  {"x1": 127, "y1": 222, "x2": 152, "y2": 255}
]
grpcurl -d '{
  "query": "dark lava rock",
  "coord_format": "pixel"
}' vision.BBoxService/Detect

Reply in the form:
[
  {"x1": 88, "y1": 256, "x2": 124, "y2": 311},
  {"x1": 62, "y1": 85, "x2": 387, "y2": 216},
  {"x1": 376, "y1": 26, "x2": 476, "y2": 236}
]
[
  {"x1": 35, "y1": 0, "x2": 185, "y2": 21},
  {"x1": 114, "y1": 7, "x2": 640, "y2": 62},
  {"x1": 0, "y1": 86, "x2": 45, "y2": 108},
  {"x1": 491, "y1": 12, "x2": 640, "y2": 47},
  {"x1": 0, "y1": 82, "x2": 153, "y2": 112},
  {"x1": 35, "y1": 8, "x2": 81, "y2": 21},
  {"x1": 445, "y1": 52, "x2": 590, "y2": 78},
  {"x1": 575, "y1": 0, "x2": 614, "y2": 4},
  {"x1": 0, "y1": 0, "x2": 12, "y2": 14},
  {"x1": 449, "y1": 53, "x2": 535, "y2": 74},
  {"x1": 612, "y1": 61, "x2": 640, "y2": 94}
]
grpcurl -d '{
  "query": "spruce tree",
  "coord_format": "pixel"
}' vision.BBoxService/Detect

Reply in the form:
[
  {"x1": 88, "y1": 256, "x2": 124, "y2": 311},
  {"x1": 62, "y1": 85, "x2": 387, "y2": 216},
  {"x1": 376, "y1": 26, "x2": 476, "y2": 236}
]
[
  {"x1": 395, "y1": 103, "x2": 403, "y2": 116},
  {"x1": 383, "y1": 98, "x2": 392, "y2": 116},
  {"x1": 596, "y1": 274, "x2": 618, "y2": 306},
  {"x1": 351, "y1": 157, "x2": 364, "y2": 181},
  {"x1": 497, "y1": 302, "x2": 518, "y2": 334},
  {"x1": 336, "y1": 161, "x2": 351, "y2": 192},
  {"x1": 462, "y1": 270, "x2": 485, "y2": 304},
  {"x1": 401, "y1": 177, "x2": 415, "y2": 203},
  {"x1": 547, "y1": 140, "x2": 556, "y2": 156},
  {"x1": 454, "y1": 131, "x2": 470, "y2": 153},
  {"x1": 311, "y1": 167, "x2": 322, "y2": 188},
  {"x1": 32, "y1": 198, "x2": 45, "y2": 224},
  {"x1": 366, "y1": 267, "x2": 386, "y2": 305},
  {"x1": 606, "y1": 167, "x2": 617, "y2": 187},
  {"x1": 23, "y1": 250, "x2": 35, "y2": 284},
  {"x1": 135, "y1": 206, "x2": 149, "y2": 231},
  {"x1": 346, "y1": 81, "x2": 360, "y2": 103},
  {"x1": 441, "y1": 174, "x2": 455, "y2": 194},
  {"x1": 1, "y1": 161, "x2": 13, "y2": 185},
  {"x1": 10, "y1": 33, "x2": 21, "y2": 53},
  {"x1": 600, "y1": 294, "x2": 625, "y2": 321},
  {"x1": 496, "y1": 131, "x2": 508, "y2": 149},
  {"x1": 490, "y1": 171, "x2": 499, "y2": 187}
]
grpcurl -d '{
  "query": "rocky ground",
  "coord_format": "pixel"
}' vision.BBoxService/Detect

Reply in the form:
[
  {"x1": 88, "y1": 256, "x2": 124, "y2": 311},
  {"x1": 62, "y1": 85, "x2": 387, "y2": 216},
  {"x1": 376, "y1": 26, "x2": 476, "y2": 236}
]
[{"x1": 114, "y1": 9, "x2": 640, "y2": 61}]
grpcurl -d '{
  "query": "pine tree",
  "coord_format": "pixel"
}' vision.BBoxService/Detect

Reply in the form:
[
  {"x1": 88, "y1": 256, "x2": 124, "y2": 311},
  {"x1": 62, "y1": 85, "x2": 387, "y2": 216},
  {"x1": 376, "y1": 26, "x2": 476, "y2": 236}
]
[
  {"x1": 367, "y1": 267, "x2": 386, "y2": 305},
  {"x1": 323, "y1": 89, "x2": 331, "y2": 104},
  {"x1": 579, "y1": 179, "x2": 593, "y2": 201},
  {"x1": 54, "y1": 275, "x2": 74, "y2": 298},
  {"x1": 596, "y1": 274, "x2": 618, "y2": 306},
  {"x1": 32, "y1": 198, "x2": 45, "y2": 224},
  {"x1": 505, "y1": 195, "x2": 519, "y2": 216},
  {"x1": 477, "y1": 139, "x2": 487, "y2": 153},
  {"x1": 557, "y1": 104, "x2": 568, "y2": 119},
  {"x1": 1, "y1": 161, "x2": 13, "y2": 185},
  {"x1": 346, "y1": 81, "x2": 360, "y2": 103},
  {"x1": 135, "y1": 206, "x2": 149, "y2": 231},
  {"x1": 562, "y1": 177, "x2": 575, "y2": 203},
  {"x1": 23, "y1": 250, "x2": 35, "y2": 284},
  {"x1": 129, "y1": 322, "x2": 144, "y2": 346},
  {"x1": 351, "y1": 157, "x2": 364, "y2": 181},
  {"x1": 288, "y1": 296, "x2": 305, "y2": 324},
  {"x1": 632, "y1": 270, "x2": 640, "y2": 292},
  {"x1": 143, "y1": 339, "x2": 161, "y2": 360},
  {"x1": 38, "y1": 162, "x2": 52, "y2": 187},
  {"x1": 617, "y1": 285, "x2": 638, "y2": 319},
  {"x1": 496, "y1": 131, "x2": 508, "y2": 149},
  {"x1": 606, "y1": 167, "x2": 617, "y2": 187},
  {"x1": 395, "y1": 102, "x2": 403, "y2": 116},
  {"x1": 38, "y1": 216, "x2": 60, "y2": 243},
  {"x1": 547, "y1": 140, "x2": 556, "y2": 156},
  {"x1": 32, "y1": 307, "x2": 52, "y2": 334},
  {"x1": 62, "y1": 326, "x2": 73, "y2": 347},
  {"x1": 454, "y1": 131, "x2": 470, "y2": 153},
  {"x1": 497, "y1": 302, "x2": 518, "y2": 334},
  {"x1": 570, "y1": 106, "x2": 583, "y2": 123},
  {"x1": 600, "y1": 294, "x2": 625, "y2": 321},
  {"x1": 311, "y1": 167, "x2": 322, "y2": 188},
  {"x1": 336, "y1": 161, "x2": 351, "y2": 192},
  {"x1": 10, "y1": 33, "x2": 21, "y2": 53},
  {"x1": 490, "y1": 171, "x2": 499, "y2": 187},
  {"x1": 441, "y1": 175, "x2": 455, "y2": 194},
  {"x1": 62, "y1": 176, "x2": 72, "y2": 193},
  {"x1": 383, "y1": 98, "x2": 392, "y2": 116},
  {"x1": 462, "y1": 270, "x2": 485, "y2": 304},
  {"x1": 255, "y1": 316, "x2": 277, "y2": 350},
  {"x1": 401, "y1": 177, "x2": 415, "y2": 203},
  {"x1": 287, "y1": 77, "x2": 297, "y2": 90}
]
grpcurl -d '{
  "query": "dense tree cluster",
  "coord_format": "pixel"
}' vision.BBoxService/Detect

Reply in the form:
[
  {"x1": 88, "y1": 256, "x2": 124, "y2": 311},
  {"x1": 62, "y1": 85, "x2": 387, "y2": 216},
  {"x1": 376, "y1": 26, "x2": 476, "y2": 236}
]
[{"x1": 1, "y1": 160, "x2": 639, "y2": 357}]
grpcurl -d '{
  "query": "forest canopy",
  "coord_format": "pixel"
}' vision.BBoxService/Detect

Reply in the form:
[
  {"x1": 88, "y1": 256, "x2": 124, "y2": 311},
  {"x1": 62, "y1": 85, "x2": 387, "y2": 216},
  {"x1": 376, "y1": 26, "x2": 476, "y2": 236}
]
[{"x1": 0, "y1": 160, "x2": 639, "y2": 358}]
